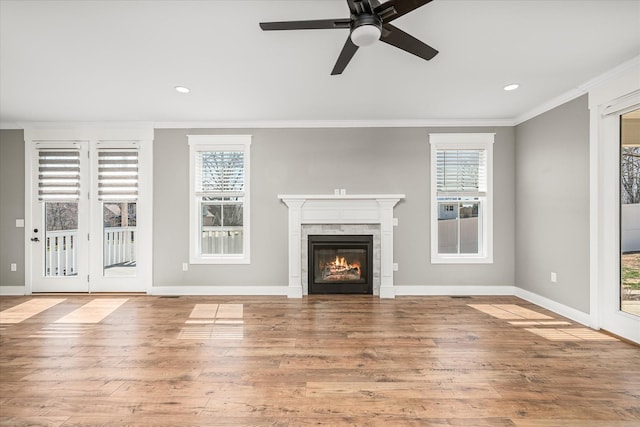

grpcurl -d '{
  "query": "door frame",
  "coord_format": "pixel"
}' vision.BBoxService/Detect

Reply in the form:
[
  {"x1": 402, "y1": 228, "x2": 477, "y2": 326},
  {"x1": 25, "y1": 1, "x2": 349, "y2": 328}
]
[
  {"x1": 24, "y1": 127, "x2": 153, "y2": 294},
  {"x1": 589, "y1": 61, "x2": 640, "y2": 343}
]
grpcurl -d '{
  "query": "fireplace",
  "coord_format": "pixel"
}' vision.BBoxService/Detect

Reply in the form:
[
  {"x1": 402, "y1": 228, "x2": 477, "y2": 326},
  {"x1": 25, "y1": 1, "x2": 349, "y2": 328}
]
[
  {"x1": 278, "y1": 194, "x2": 404, "y2": 298},
  {"x1": 308, "y1": 235, "x2": 373, "y2": 294}
]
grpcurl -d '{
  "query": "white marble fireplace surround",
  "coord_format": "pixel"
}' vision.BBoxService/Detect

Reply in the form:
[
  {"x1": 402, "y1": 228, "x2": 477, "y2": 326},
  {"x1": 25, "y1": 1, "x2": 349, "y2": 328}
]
[{"x1": 278, "y1": 194, "x2": 404, "y2": 298}]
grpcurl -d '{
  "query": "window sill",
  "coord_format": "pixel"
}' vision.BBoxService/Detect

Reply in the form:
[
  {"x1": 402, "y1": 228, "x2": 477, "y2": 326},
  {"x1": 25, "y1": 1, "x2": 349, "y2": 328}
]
[
  {"x1": 431, "y1": 256, "x2": 493, "y2": 265},
  {"x1": 189, "y1": 256, "x2": 251, "y2": 265}
]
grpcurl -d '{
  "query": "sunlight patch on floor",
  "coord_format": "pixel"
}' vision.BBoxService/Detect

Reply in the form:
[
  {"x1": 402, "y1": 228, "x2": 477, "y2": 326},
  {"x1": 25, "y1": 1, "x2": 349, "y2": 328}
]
[
  {"x1": 55, "y1": 299, "x2": 128, "y2": 324},
  {"x1": 468, "y1": 303, "x2": 615, "y2": 342},
  {"x1": 29, "y1": 324, "x2": 94, "y2": 339},
  {"x1": 178, "y1": 325, "x2": 244, "y2": 340},
  {"x1": 0, "y1": 299, "x2": 66, "y2": 324},
  {"x1": 525, "y1": 327, "x2": 617, "y2": 341},
  {"x1": 189, "y1": 304, "x2": 219, "y2": 318},
  {"x1": 508, "y1": 321, "x2": 571, "y2": 326},
  {"x1": 468, "y1": 304, "x2": 553, "y2": 320},
  {"x1": 180, "y1": 303, "x2": 244, "y2": 340}
]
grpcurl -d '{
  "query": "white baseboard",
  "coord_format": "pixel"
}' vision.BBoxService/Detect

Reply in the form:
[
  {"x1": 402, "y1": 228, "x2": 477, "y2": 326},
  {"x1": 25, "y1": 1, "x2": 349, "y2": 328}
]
[
  {"x1": 391, "y1": 285, "x2": 592, "y2": 327},
  {"x1": 151, "y1": 285, "x2": 289, "y2": 297},
  {"x1": 393, "y1": 285, "x2": 516, "y2": 296},
  {"x1": 0, "y1": 286, "x2": 27, "y2": 296},
  {"x1": 1, "y1": 283, "x2": 593, "y2": 329},
  {"x1": 513, "y1": 287, "x2": 592, "y2": 327}
]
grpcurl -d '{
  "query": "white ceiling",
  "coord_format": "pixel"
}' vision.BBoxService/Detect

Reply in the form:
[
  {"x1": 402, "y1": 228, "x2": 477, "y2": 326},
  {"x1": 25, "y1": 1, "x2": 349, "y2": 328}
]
[{"x1": 1, "y1": 0, "x2": 639, "y2": 127}]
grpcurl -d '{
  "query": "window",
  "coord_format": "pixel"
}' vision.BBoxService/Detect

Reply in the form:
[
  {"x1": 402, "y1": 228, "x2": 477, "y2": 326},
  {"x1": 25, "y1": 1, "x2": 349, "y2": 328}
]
[
  {"x1": 430, "y1": 133, "x2": 494, "y2": 263},
  {"x1": 189, "y1": 135, "x2": 251, "y2": 264}
]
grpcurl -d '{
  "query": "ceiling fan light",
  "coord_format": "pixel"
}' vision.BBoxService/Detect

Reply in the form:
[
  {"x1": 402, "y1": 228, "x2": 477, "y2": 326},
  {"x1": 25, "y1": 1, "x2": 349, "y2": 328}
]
[{"x1": 351, "y1": 24, "x2": 381, "y2": 47}]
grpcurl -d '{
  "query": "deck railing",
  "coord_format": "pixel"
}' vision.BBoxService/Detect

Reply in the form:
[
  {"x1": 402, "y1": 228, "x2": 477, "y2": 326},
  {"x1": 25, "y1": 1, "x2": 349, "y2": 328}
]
[
  {"x1": 45, "y1": 230, "x2": 78, "y2": 277},
  {"x1": 45, "y1": 227, "x2": 137, "y2": 277},
  {"x1": 201, "y1": 227, "x2": 243, "y2": 255},
  {"x1": 103, "y1": 226, "x2": 136, "y2": 268}
]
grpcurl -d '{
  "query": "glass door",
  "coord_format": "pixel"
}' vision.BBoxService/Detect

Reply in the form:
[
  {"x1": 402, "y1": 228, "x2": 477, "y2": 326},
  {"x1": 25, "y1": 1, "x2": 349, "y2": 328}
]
[
  {"x1": 89, "y1": 144, "x2": 146, "y2": 292},
  {"x1": 27, "y1": 133, "x2": 152, "y2": 294},
  {"x1": 620, "y1": 109, "x2": 640, "y2": 316},
  {"x1": 30, "y1": 142, "x2": 89, "y2": 292}
]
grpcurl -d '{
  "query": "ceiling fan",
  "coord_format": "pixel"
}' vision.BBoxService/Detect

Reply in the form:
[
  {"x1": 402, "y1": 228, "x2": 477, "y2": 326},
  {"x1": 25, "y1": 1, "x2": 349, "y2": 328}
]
[{"x1": 259, "y1": 0, "x2": 439, "y2": 75}]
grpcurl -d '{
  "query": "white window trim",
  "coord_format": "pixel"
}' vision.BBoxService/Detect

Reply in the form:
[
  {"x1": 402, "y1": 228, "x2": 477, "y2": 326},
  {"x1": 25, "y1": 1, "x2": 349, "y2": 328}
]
[
  {"x1": 188, "y1": 134, "x2": 251, "y2": 264},
  {"x1": 429, "y1": 133, "x2": 494, "y2": 264}
]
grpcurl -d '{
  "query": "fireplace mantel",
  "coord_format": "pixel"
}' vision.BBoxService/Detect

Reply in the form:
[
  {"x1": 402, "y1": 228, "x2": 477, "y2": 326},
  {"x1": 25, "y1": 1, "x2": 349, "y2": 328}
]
[{"x1": 278, "y1": 194, "x2": 405, "y2": 298}]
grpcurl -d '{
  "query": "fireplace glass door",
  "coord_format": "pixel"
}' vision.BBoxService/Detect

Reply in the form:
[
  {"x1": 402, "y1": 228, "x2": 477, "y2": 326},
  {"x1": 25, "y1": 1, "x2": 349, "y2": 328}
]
[{"x1": 308, "y1": 235, "x2": 373, "y2": 294}]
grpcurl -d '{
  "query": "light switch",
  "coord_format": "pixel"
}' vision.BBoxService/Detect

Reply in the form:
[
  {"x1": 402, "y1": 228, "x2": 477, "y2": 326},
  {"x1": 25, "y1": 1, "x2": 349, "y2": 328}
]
[{"x1": 16, "y1": 219, "x2": 24, "y2": 228}]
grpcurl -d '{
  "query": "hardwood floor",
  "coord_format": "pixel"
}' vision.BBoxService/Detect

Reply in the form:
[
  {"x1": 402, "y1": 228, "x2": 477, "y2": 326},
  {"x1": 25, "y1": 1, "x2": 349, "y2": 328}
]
[{"x1": 1, "y1": 295, "x2": 639, "y2": 426}]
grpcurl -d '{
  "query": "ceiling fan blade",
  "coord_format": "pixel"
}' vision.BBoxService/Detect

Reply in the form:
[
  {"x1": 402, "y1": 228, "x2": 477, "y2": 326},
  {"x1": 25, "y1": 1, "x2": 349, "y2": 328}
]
[
  {"x1": 260, "y1": 19, "x2": 350, "y2": 31},
  {"x1": 380, "y1": 23, "x2": 438, "y2": 61},
  {"x1": 331, "y1": 37, "x2": 359, "y2": 75},
  {"x1": 346, "y1": 0, "x2": 359, "y2": 15},
  {"x1": 375, "y1": 0, "x2": 433, "y2": 23},
  {"x1": 347, "y1": 0, "x2": 374, "y2": 15}
]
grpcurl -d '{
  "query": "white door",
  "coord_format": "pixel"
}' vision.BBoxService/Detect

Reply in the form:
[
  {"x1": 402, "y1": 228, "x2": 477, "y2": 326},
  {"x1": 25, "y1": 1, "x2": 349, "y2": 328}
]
[
  {"x1": 29, "y1": 142, "x2": 90, "y2": 292},
  {"x1": 26, "y1": 129, "x2": 153, "y2": 294},
  {"x1": 88, "y1": 142, "x2": 149, "y2": 293}
]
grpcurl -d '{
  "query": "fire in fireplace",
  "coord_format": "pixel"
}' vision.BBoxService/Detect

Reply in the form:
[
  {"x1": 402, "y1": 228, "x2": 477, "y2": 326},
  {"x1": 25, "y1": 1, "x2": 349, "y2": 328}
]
[{"x1": 308, "y1": 235, "x2": 373, "y2": 294}]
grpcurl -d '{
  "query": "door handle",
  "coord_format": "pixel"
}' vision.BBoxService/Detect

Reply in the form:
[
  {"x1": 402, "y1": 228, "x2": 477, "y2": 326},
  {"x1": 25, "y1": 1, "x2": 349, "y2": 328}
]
[{"x1": 30, "y1": 237, "x2": 40, "y2": 242}]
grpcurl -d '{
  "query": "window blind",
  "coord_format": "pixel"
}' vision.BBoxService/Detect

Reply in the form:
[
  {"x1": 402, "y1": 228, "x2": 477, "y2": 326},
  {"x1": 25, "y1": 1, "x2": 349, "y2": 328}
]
[
  {"x1": 196, "y1": 151, "x2": 244, "y2": 194},
  {"x1": 98, "y1": 149, "x2": 139, "y2": 201},
  {"x1": 436, "y1": 149, "x2": 486, "y2": 196},
  {"x1": 38, "y1": 149, "x2": 81, "y2": 201}
]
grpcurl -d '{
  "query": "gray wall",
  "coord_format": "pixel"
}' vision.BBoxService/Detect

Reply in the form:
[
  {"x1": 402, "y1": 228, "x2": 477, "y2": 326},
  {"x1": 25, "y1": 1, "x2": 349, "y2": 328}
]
[
  {"x1": 0, "y1": 129, "x2": 25, "y2": 287},
  {"x1": 154, "y1": 127, "x2": 515, "y2": 288},
  {"x1": 515, "y1": 95, "x2": 590, "y2": 312}
]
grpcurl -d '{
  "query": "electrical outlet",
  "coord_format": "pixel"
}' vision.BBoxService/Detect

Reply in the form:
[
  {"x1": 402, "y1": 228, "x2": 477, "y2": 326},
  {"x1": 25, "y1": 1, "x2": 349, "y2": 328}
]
[
  {"x1": 393, "y1": 263, "x2": 399, "y2": 271},
  {"x1": 10, "y1": 263, "x2": 17, "y2": 272},
  {"x1": 551, "y1": 272, "x2": 557, "y2": 283},
  {"x1": 393, "y1": 217, "x2": 398, "y2": 226},
  {"x1": 182, "y1": 263, "x2": 189, "y2": 272}
]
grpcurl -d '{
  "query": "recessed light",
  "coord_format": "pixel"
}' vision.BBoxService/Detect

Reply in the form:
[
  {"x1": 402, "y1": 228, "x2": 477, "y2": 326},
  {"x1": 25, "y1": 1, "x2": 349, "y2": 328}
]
[
  {"x1": 175, "y1": 86, "x2": 190, "y2": 93},
  {"x1": 504, "y1": 83, "x2": 520, "y2": 91}
]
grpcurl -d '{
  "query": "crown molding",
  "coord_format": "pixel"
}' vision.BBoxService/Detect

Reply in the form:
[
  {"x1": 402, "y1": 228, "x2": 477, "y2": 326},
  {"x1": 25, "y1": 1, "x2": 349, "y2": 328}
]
[
  {"x1": 513, "y1": 88, "x2": 588, "y2": 126},
  {"x1": 0, "y1": 122, "x2": 22, "y2": 130},
  {"x1": 1, "y1": 118, "x2": 516, "y2": 131},
  {"x1": 153, "y1": 118, "x2": 515, "y2": 129},
  {"x1": 514, "y1": 55, "x2": 640, "y2": 126},
  {"x1": 578, "y1": 55, "x2": 640, "y2": 93},
  {"x1": 1, "y1": 121, "x2": 156, "y2": 131}
]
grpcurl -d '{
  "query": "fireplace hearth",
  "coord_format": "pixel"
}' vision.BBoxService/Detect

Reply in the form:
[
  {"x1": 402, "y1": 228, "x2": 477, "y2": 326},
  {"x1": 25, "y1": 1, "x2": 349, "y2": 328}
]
[{"x1": 308, "y1": 235, "x2": 373, "y2": 294}]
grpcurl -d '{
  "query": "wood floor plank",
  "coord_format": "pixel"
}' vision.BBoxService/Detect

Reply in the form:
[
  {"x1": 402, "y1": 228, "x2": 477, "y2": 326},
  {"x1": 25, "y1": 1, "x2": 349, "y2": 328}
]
[
  {"x1": 0, "y1": 294, "x2": 638, "y2": 426},
  {"x1": 0, "y1": 416, "x2": 69, "y2": 427}
]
